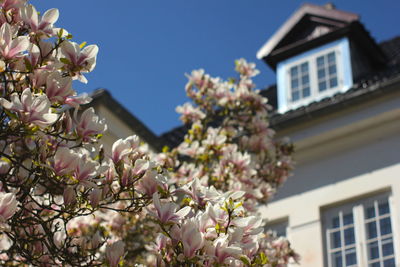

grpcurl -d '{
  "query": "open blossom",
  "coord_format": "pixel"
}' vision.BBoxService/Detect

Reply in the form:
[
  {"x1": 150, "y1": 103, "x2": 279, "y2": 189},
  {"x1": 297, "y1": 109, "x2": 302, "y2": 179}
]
[
  {"x1": 0, "y1": 192, "x2": 18, "y2": 222},
  {"x1": 45, "y1": 72, "x2": 74, "y2": 104},
  {"x1": 51, "y1": 147, "x2": 79, "y2": 176},
  {"x1": 150, "y1": 193, "x2": 191, "y2": 224},
  {"x1": 75, "y1": 107, "x2": 107, "y2": 141},
  {"x1": 0, "y1": 22, "x2": 29, "y2": 60},
  {"x1": 20, "y1": 5, "x2": 59, "y2": 38},
  {"x1": 0, "y1": 88, "x2": 58, "y2": 127},
  {"x1": 235, "y1": 58, "x2": 260, "y2": 78},
  {"x1": 60, "y1": 41, "x2": 99, "y2": 83},
  {"x1": 176, "y1": 102, "x2": 206, "y2": 124}
]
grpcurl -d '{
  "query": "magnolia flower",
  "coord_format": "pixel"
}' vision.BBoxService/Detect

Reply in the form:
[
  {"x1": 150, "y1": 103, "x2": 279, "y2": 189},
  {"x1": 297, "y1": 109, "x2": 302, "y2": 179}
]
[
  {"x1": 60, "y1": 41, "x2": 99, "y2": 83},
  {"x1": 0, "y1": 192, "x2": 18, "y2": 222},
  {"x1": 137, "y1": 169, "x2": 168, "y2": 197},
  {"x1": 205, "y1": 235, "x2": 242, "y2": 264},
  {"x1": 105, "y1": 240, "x2": 125, "y2": 267},
  {"x1": 150, "y1": 193, "x2": 191, "y2": 224},
  {"x1": 75, "y1": 107, "x2": 107, "y2": 141},
  {"x1": 0, "y1": 88, "x2": 58, "y2": 128},
  {"x1": 20, "y1": 5, "x2": 59, "y2": 37},
  {"x1": 45, "y1": 72, "x2": 74, "y2": 103},
  {"x1": 52, "y1": 147, "x2": 79, "y2": 176},
  {"x1": 235, "y1": 58, "x2": 260, "y2": 78},
  {"x1": 111, "y1": 138, "x2": 132, "y2": 163},
  {"x1": 180, "y1": 219, "x2": 204, "y2": 258},
  {"x1": 0, "y1": 22, "x2": 29, "y2": 60},
  {"x1": 176, "y1": 102, "x2": 206, "y2": 124},
  {"x1": 73, "y1": 151, "x2": 100, "y2": 186}
]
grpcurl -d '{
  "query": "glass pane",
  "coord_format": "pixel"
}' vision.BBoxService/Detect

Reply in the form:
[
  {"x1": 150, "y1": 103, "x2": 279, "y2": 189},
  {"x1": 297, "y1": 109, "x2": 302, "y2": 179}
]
[
  {"x1": 301, "y1": 74, "x2": 309, "y2": 84},
  {"x1": 292, "y1": 91, "x2": 300, "y2": 101},
  {"x1": 344, "y1": 228, "x2": 355, "y2": 245},
  {"x1": 318, "y1": 69, "x2": 326, "y2": 79},
  {"x1": 366, "y1": 206, "x2": 376, "y2": 219},
  {"x1": 379, "y1": 202, "x2": 390, "y2": 215},
  {"x1": 343, "y1": 213, "x2": 353, "y2": 225},
  {"x1": 382, "y1": 238, "x2": 394, "y2": 256},
  {"x1": 301, "y1": 62, "x2": 308, "y2": 73},
  {"x1": 329, "y1": 64, "x2": 337, "y2": 75},
  {"x1": 290, "y1": 66, "x2": 298, "y2": 77},
  {"x1": 380, "y1": 217, "x2": 392, "y2": 235},
  {"x1": 370, "y1": 263, "x2": 380, "y2": 267},
  {"x1": 291, "y1": 78, "x2": 299, "y2": 89},
  {"x1": 345, "y1": 248, "x2": 357, "y2": 266},
  {"x1": 333, "y1": 251, "x2": 343, "y2": 267},
  {"x1": 319, "y1": 81, "x2": 327, "y2": 92},
  {"x1": 317, "y1": 56, "x2": 325, "y2": 67},
  {"x1": 333, "y1": 216, "x2": 340, "y2": 228},
  {"x1": 368, "y1": 241, "x2": 380, "y2": 260},
  {"x1": 367, "y1": 221, "x2": 377, "y2": 239},
  {"x1": 303, "y1": 87, "x2": 310, "y2": 97},
  {"x1": 328, "y1": 52, "x2": 336, "y2": 63},
  {"x1": 329, "y1": 77, "x2": 338, "y2": 88},
  {"x1": 383, "y1": 258, "x2": 395, "y2": 267},
  {"x1": 331, "y1": 230, "x2": 341, "y2": 248}
]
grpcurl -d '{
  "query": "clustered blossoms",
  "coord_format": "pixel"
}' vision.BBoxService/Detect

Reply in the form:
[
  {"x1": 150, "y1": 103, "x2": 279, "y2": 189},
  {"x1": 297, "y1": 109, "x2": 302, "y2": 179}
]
[
  {"x1": 135, "y1": 58, "x2": 299, "y2": 266},
  {"x1": 0, "y1": 1, "x2": 299, "y2": 266}
]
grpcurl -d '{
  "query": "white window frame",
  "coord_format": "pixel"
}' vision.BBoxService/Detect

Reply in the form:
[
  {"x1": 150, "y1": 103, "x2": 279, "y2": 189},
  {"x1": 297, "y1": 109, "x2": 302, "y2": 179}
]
[
  {"x1": 322, "y1": 192, "x2": 398, "y2": 267},
  {"x1": 284, "y1": 44, "x2": 345, "y2": 111}
]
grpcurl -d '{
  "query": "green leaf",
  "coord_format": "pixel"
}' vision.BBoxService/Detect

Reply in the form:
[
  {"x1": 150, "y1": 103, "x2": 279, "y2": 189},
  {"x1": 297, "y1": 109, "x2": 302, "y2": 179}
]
[{"x1": 60, "y1": 58, "x2": 70, "y2": 65}]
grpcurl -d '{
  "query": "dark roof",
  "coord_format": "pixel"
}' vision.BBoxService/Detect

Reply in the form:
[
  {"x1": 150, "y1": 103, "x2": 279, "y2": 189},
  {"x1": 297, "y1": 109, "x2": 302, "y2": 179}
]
[
  {"x1": 160, "y1": 36, "x2": 400, "y2": 148},
  {"x1": 88, "y1": 89, "x2": 164, "y2": 152},
  {"x1": 257, "y1": 3, "x2": 386, "y2": 70}
]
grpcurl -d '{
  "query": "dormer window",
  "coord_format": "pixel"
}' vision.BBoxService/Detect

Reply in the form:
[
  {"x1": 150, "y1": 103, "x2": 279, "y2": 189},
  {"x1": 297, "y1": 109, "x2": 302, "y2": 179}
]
[{"x1": 276, "y1": 37, "x2": 353, "y2": 113}]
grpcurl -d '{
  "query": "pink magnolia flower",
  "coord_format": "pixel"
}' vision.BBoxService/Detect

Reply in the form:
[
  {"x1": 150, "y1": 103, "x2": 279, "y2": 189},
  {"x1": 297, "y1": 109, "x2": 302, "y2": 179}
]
[
  {"x1": 176, "y1": 102, "x2": 206, "y2": 124},
  {"x1": 75, "y1": 107, "x2": 107, "y2": 141},
  {"x1": 0, "y1": 88, "x2": 58, "y2": 128},
  {"x1": 136, "y1": 169, "x2": 168, "y2": 197},
  {"x1": 205, "y1": 235, "x2": 242, "y2": 264},
  {"x1": 51, "y1": 147, "x2": 79, "y2": 176},
  {"x1": 150, "y1": 193, "x2": 191, "y2": 224},
  {"x1": 73, "y1": 150, "x2": 99, "y2": 186},
  {"x1": 20, "y1": 5, "x2": 59, "y2": 37},
  {"x1": 235, "y1": 58, "x2": 260, "y2": 78},
  {"x1": 60, "y1": 41, "x2": 99, "y2": 83},
  {"x1": 0, "y1": 192, "x2": 19, "y2": 222},
  {"x1": 111, "y1": 138, "x2": 131, "y2": 163},
  {"x1": 105, "y1": 240, "x2": 125, "y2": 267},
  {"x1": 0, "y1": 22, "x2": 29, "y2": 60},
  {"x1": 180, "y1": 219, "x2": 204, "y2": 259},
  {"x1": 45, "y1": 72, "x2": 74, "y2": 104}
]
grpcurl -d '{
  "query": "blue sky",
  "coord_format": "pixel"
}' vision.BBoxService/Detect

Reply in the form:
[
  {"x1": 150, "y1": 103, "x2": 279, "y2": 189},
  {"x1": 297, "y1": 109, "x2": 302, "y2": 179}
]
[{"x1": 31, "y1": 1, "x2": 399, "y2": 135}]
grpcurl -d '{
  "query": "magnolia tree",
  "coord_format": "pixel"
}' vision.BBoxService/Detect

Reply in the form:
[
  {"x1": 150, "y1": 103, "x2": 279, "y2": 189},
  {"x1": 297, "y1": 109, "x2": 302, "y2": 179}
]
[{"x1": 0, "y1": 1, "x2": 298, "y2": 266}]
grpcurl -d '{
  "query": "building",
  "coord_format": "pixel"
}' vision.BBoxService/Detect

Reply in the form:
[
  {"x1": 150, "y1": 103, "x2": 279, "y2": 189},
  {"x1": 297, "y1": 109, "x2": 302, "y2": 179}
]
[{"x1": 90, "y1": 3, "x2": 400, "y2": 267}]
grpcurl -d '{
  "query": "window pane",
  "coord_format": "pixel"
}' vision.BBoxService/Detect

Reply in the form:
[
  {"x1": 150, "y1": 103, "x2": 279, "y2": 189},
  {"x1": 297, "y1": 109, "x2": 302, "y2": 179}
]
[
  {"x1": 333, "y1": 251, "x2": 343, "y2": 267},
  {"x1": 292, "y1": 91, "x2": 300, "y2": 101},
  {"x1": 333, "y1": 217, "x2": 340, "y2": 228},
  {"x1": 344, "y1": 228, "x2": 355, "y2": 245},
  {"x1": 301, "y1": 62, "x2": 308, "y2": 73},
  {"x1": 303, "y1": 87, "x2": 310, "y2": 97},
  {"x1": 379, "y1": 202, "x2": 390, "y2": 215},
  {"x1": 317, "y1": 56, "x2": 325, "y2": 67},
  {"x1": 329, "y1": 77, "x2": 338, "y2": 88},
  {"x1": 382, "y1": 238, "x2": 394, "y2": 256},
  {"x1": 370, "y1": 263, "x2": 380, "y2": 267},
  {"x1": 367, "y1": 221, "x2": 377, "y2": 239},
  {"x1": 331, "y1": 230, "x2": 341, "y2": 248},
  {"x1": 368, "y1": 241, "x2": 380, "y2": 260},
  {"x1": 366, "y1": 207, "x2": 376, "y2": 219},
  {"x1": 291, "y1": 78, "x2": 299, "y2": 89},
  {"x1": 301, "y1": 74, "x2": 309, "y2": 84},
  {"x1": 343, "y1": 213, "x2": 353, "y2": 225},
  {"x1": 345, "y1": 248, "x2": 357, "y2": 266},
  {"x1": 290, "y1": 66, "x2": 298, "y2": 76},
  {"x1": 318, "y1": 68, "x2": 326, "y2": 79},
  {"x1": 319, "y1": 81, "x2": 327, "y2": 91},
  {"x1": 384, "y1": 258, "x2": 395, "y2": 267},
  {"x1": 329, "y1": 65, "x2": 337, "y2": 75},
  {"x1": 328, "y1": 52, "x2": 336, "y2": 63},
  {"x1": 380, "y1": 217, "x2": 392, "y2": 235}
]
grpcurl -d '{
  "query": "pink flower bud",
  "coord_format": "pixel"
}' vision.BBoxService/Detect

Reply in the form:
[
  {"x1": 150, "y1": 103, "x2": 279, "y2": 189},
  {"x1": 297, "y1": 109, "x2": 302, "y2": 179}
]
[
  {"x1": 0, "y1": 192, "x2": 19, "y2": 222},
  {"x1": 63, "y1": 187, "x2": 76, "y2": 206},
  {"x1": 106, "y1": 240, "x2": 125, "y2": 267}
]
